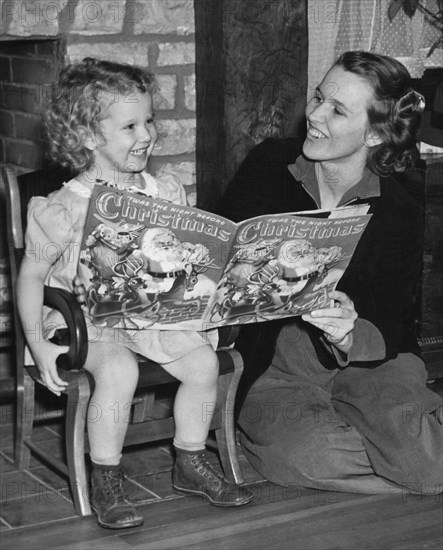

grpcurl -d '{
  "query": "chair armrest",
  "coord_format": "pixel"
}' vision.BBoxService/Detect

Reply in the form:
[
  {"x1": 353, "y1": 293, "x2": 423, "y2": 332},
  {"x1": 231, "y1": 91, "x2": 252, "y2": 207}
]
[
  {"x1": 43, "y1": 286, "x2": 88, "y2": 371},
  {"x1": 217, "y1": 325, "x2": 241, "y2": 349},
  {"x1": 43, "y1": 286, "x2": 238, "y2": 367}
]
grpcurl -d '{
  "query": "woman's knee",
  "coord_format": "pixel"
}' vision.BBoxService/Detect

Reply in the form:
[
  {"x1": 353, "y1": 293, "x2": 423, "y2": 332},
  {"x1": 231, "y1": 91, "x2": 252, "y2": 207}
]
[
  {"x1": 240, "y1": 404, "x2": 368, "y2": 484},
  {"x1": 241, "y1": 427, "x2": 350, "y2": 488},
  {"x1": 390, "y1": 456, "x2": 443, "y2": 495}
]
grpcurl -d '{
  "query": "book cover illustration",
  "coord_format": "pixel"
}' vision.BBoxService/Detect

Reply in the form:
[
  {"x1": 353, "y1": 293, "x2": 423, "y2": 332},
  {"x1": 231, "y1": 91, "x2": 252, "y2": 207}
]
[
  {"x1": 209, "y1": 214, "x2": 364, "y2": 326},
  {"x1": 79, "y1": 184, "x2": 231, "y2": 331},
  {"x1": 79, "y1": 185, "x2": 371, "y2": 331}
]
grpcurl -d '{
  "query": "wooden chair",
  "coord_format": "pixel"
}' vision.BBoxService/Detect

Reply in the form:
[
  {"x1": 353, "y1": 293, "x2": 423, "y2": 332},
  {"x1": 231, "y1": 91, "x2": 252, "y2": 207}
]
[{"x1": 1, "y1": 164, "x2": 245, "y2": 517}]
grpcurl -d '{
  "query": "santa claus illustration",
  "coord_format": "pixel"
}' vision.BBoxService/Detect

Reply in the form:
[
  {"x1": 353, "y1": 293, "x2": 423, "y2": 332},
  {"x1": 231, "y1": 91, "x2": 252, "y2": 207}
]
[{"x1": 275, "y1": 239, "x2": 342, "y2": 297}]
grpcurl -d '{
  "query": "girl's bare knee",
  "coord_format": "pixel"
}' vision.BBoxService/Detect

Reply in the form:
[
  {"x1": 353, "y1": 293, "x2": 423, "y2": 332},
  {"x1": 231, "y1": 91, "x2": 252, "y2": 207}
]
[
  {"x1": 171, "y1": 345, "x2": 219, "y2": 386},
  {"x1": 194, "y1": 346, "x2": 218, "y2": 380},
  {"x1": 85, "y1": 343, "x2": 139, "y2": 383}
]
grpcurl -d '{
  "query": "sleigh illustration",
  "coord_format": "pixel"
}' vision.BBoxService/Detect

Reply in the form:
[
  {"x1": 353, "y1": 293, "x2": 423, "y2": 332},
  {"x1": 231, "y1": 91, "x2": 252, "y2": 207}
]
[
  {"x1": 86, "y1": 273, "x2": 203, "y2": 329},
  {"x1": 211, "y1": 269, "x2": 324, "y2": 325}
]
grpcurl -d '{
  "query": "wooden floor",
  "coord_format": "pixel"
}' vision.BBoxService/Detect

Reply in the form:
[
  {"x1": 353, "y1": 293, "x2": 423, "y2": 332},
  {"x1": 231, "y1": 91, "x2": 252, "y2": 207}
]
[{"x1": 1, "y1": 382, "x2": 442, "y2": 550}]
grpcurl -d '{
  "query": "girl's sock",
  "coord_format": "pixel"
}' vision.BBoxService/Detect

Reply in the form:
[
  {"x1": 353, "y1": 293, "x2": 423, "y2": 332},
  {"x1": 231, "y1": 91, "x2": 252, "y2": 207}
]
[
  {"x1": 90, "y1": 452, "x2": 122, "y2": 467},
  {"x1": 173, "y1": 438, "x2": 206, "y2": 452}
]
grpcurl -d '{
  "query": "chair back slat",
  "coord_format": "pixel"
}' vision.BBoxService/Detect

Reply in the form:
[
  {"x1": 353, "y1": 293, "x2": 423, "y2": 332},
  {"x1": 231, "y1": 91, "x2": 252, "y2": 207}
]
[
  {"x1": 1, "y1": 165, "x2": 24, "y2": 266},
  {"x1": 1, "y1": 165, "x2": 26, "y2": 380}
]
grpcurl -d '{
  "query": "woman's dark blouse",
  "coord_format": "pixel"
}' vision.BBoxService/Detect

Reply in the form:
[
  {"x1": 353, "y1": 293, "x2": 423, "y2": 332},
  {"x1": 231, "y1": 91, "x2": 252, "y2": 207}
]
[{"x1": 218, "y1": 138, "x2": 424, "y2": 395}]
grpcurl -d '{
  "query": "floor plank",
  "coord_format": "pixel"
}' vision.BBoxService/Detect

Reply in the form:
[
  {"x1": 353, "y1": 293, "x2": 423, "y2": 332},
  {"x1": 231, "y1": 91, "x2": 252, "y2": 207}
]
[
  {"x1": 4, "y1": 490, "x2": 440, "y2": 550},
  {"x1": 1, "y1": 380, "x2": 442, "y2": 550}
]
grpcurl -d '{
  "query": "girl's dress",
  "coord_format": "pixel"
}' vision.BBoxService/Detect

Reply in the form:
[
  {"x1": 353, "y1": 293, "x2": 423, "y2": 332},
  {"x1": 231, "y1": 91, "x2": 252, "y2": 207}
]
[{"x1": 25, "y1": 172, "x2": 216, "y2": 365}]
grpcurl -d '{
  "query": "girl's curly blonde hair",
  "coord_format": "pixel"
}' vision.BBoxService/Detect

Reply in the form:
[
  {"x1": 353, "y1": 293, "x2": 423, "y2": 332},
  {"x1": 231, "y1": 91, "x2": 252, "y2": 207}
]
[{"x1": 44, "y1": 58, "x2": 156, "y2": 172}]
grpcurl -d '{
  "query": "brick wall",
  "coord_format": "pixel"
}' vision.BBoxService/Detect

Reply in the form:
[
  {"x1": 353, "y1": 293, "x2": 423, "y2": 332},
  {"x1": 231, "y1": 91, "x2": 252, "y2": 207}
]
[
  {"x1": 0, "y1": 0, "x2": 197, "y2": 204},
  {"x1": 0, "y1": 37, "x2": 63, "y2": 171}
]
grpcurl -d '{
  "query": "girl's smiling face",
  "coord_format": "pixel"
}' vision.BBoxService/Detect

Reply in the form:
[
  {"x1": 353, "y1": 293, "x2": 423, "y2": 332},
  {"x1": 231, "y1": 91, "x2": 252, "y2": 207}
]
[
  {"x1": 303, "y1": 66, "x2": 378, "y2": 170},
  {"x1": 88, "y1": 90, "x2": 157, "y2": 186}
]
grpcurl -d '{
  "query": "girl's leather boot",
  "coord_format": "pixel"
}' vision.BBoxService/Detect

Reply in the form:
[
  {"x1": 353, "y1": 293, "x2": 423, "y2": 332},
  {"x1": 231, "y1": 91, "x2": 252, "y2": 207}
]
[
  {"x1": 172, "y1": 448, "x2": 254, "y2": 506},
  {"x1": 91, "y1": 464, "x2": 144, "y2": 529}
]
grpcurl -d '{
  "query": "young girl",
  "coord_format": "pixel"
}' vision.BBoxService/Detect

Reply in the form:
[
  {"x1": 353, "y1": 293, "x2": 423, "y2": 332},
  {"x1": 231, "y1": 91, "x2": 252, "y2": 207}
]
[{"x1": 17, "y1": 58, "x2": 253, "y2": 530}]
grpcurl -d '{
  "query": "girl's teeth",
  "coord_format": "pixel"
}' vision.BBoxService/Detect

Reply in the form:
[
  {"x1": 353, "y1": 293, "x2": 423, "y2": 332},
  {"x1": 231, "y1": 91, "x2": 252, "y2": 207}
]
[{"x1": 131, "y1": 149, "x2": 146, "y2": 156}]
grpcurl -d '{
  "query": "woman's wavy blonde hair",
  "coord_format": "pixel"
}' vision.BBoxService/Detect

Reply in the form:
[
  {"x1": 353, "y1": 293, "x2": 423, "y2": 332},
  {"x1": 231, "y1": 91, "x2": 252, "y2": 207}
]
[
  {"x1": 334, "y1": 51, "x2": 424, "y2": 176},
  {"x1": 44, "y1": 58, "x2": 156, "y2": 172}
]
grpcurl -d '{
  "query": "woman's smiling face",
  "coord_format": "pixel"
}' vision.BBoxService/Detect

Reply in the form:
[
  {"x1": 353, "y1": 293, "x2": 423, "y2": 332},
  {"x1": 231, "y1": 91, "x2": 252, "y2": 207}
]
[{"x1": 303, "y1": 66, "x2": 377, "y2": 169}]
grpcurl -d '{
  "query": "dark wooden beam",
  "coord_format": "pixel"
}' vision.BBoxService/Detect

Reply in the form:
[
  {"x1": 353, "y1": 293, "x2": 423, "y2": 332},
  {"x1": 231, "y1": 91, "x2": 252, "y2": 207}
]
[
  {"x1": 195, "y1": 0, "x2": 225, "y2": 211},
  {"x1": 195, "y1": 0, "x2": 308, "y2": 212}
]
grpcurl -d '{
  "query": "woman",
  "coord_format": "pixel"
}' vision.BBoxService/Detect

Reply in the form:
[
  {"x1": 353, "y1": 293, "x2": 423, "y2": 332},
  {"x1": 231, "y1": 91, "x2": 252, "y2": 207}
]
[{"x1": 221, "y1": 51, "x2": 442, "y2": 494}]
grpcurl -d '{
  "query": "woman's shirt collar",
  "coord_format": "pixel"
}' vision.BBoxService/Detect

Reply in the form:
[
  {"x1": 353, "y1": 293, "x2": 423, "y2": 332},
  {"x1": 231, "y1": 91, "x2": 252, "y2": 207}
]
[{"x1": 287, "y1": 154, "x2": 380, "y2": 207}]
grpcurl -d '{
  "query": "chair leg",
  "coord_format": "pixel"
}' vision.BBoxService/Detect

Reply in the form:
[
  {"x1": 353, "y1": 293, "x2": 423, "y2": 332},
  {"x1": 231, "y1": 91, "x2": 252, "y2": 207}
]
[
  {"x1": 214, "y1": 349, "x2": 244, "y2": 485},
  {"x1": 14, "y1": 370, "x2": 35, "y2": 470},
  {"x1": 132, "y1": 391, "x2": 156, "y2": 423},
  {"x1": 65, "y1": 372, "x2": 93, "y2": 516}
]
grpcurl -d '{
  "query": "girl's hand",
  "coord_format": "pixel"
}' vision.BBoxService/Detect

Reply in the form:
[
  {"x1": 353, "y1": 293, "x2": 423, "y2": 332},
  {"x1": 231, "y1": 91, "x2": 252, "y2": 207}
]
[
  {"x1": 33, "y1": 341, "x2": 70, "y2": 396},
  {"x1": 72, "y1": 275, "x2": 87, "y2": 304},
  {"x1": 302, "y1": 290, "x2": 357, "y2": 353}
]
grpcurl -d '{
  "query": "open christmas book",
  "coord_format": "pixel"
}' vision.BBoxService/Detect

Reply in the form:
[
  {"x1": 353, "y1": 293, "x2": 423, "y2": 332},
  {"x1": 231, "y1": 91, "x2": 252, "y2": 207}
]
[{"x1": 78, "y1": 184, "x2": 371, "y2": 331}]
